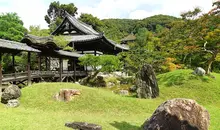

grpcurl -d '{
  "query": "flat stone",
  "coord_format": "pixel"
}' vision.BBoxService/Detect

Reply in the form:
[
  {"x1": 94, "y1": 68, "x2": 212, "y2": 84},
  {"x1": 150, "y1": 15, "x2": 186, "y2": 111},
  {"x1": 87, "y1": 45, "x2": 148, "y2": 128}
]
[
  {"x1": 65, "y1": 122, "x2": 102, "y2": 130},
  {"x1": 6, "y1": 99, "x2": 20, "y2": 108}
]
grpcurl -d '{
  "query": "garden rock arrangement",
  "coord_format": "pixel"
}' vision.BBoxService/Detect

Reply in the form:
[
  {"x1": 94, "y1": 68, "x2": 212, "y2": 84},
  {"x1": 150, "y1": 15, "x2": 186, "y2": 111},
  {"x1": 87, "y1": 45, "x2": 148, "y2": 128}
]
[
  {"x1": 54, "y1": 89, "x2": 81, "y2": 102},
  {"x1": 193, "y1": 67, "x2": 206, "y2": 76},
  {"x1": 65, "y1": 122, "x2": 102, "y2": 130},
  {"x1": 1, "y1": 85, "x2": 21, "y2": 104},
  {"x1": 119, "y1": 90, "x2": 129, "y2": 96},
  {"x1": 142, "y1": 98, "x2": 210, "y2": 130},
  {"x1": 6, "y1": 99, "x2": 20, "y2": 108},
  {"x1": 136, "y1": 64, "x2": 159, "y2": 98}
]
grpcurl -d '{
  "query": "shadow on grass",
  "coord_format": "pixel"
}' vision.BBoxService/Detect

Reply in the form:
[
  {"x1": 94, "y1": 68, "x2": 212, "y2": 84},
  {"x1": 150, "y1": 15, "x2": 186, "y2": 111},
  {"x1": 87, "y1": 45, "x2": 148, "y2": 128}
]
[{"x1": 110, "y1": 121, "x2": 141, "y2": 130}]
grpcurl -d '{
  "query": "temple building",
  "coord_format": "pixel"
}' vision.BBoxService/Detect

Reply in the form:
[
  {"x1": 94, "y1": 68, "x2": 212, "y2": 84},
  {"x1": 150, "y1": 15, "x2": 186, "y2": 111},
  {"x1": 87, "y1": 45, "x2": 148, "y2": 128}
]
[
  {"x1": 51, "y1": 12, "x2": 129, "y2": 55},
  {"x1": 19, "y1": 12, "x2": 129, "y2": 79}
]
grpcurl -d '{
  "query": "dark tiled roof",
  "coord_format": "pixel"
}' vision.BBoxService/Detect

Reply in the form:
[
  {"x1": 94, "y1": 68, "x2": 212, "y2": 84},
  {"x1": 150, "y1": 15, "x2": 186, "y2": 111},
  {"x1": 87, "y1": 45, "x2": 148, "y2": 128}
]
[
  {"x1": 65, "y1": 35, "x2": 102, "y2": 42},
  {"x1": 106, "y1": 39, "x2": 130, "y2": 51},
  {"x1": 65, "y1": 13, "x2": 100, "y2": 35},
  {"x1": 22, "y1": 34, "x2": 60, "y2": 50},
  {"x1": 55, "y1": 50, "x2": 83, "y2": 58},
  {"x1": 22, "y1": 34, "x2": 53, "y2": 44},
  {"x1": 0, "y1": 39, "x2": 41, "y2": 52}
]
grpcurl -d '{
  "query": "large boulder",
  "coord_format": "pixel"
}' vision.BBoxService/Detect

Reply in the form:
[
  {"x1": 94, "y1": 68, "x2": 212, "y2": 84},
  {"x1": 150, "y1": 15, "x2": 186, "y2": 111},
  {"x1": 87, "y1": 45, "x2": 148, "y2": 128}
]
[
  {"x1": 142, "y1": 98, "x2": 210, "y2": 130},
  {"x1": 54, "y1": 89, "x2": 81, "y2": 102},
  {"x1": 193, "y1": 67, "x2": 206, "y2": 76},
  {"x1": 136, "y1": 64, "x2": 159, "y2": 98},
  {"x1": 1, "y1": 85, "x2": 21, "y2": 104},
  {"x1": 65, "y1": 122, "x2": 102, "y2": 130}
]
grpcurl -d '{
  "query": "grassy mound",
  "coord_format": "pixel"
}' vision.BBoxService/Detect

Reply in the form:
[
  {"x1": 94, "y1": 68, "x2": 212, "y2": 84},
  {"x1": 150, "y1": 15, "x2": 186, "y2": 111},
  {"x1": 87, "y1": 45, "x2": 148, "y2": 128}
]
[{"x1": 0, "y1": 69, "x2": 219, "y2": 130}]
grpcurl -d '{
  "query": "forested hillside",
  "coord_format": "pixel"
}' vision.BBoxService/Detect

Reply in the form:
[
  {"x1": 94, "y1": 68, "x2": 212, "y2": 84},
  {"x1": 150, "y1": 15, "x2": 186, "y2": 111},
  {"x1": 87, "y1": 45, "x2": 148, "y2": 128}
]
[{"x1": 99, "y1": 15, "x2": 180, "y2": 42}]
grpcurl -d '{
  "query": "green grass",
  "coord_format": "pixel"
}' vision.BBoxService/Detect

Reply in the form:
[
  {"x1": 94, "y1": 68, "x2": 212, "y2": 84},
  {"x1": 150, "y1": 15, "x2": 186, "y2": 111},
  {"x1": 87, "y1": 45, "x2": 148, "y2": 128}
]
[{"x1": 0, "y1": 69, "x2": 220, "y2": 130}]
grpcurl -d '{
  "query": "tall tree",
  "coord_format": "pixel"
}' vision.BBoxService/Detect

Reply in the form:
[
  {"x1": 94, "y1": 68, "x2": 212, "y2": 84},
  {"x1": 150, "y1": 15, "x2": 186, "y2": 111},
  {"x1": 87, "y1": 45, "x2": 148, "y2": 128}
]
[
  {"x1": 121, "y1": 28, "x2": 163, "y2": 74},
  {"x1": 0, "y1": 13, "x2": 27, "y2": 41},
  {"x1": 29, "y1": 25, "x2": 50, "y2": 36},
  {"x1": 161, "y1": 2, "x2": 220, "y2": 74},
  {"x1": 79, "y1": 13, "x2": 103, "y2": 32},
  {"x1": 45, "y1": 1, "x2": 78, "y2": 31}
]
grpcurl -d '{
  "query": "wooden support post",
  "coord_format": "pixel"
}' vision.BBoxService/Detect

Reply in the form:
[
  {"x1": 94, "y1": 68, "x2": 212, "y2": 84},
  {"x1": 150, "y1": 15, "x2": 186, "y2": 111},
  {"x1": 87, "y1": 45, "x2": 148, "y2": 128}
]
[
  {"x1": 0, "y1": 53, "x2": 2, "y2": 88},
  {"x1": 45, "y1": 56, "x2": 48, "y2": 71},
  {"x1": 12, "y1": 54, "x2": 16, "y2": 85},
  {"x1": 94, "y1": 50, "x2": 97, "y2": 56},
  {"x1": 73, "y1": 59, "x2": 76, "y2": 82},
  {"x1": 38, "y1": 55, "x2": 41, "y2": 71},
  {"x1": 12, "y1": 54, "x2": 15, "y2": 73},
  {"x1": 27, "y1": 52, "x2": 31, "y2": 86},
  {"x1": 59, "y1": 58, "x2": 63, "y2": 82}
]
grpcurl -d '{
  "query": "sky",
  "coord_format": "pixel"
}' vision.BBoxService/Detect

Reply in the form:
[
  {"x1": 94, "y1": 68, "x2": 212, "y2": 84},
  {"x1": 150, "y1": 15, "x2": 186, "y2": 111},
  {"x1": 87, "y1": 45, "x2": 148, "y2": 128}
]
[{"x1": 0, "y1": 0, "x2": 214, "y2": 29}]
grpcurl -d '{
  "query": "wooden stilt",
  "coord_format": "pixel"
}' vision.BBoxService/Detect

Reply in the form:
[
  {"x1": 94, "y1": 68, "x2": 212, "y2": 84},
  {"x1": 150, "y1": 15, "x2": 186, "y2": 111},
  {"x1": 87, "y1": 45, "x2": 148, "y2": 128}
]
[
  {"x1": 27, "y1": 52, "x2": 31, "y2": 86},
  {"x1": 0, "y1": 53, "x2": 2, "y2": 88},
  {"x1": 59, "y1": 58, "x2": 63, "y2": 82}
]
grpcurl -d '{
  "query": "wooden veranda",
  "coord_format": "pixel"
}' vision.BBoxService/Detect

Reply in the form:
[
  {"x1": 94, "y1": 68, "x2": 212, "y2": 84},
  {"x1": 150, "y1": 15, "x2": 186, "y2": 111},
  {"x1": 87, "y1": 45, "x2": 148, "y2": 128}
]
[{"x1": 0, "y1": 38, "x2": 87, "y2": 88}]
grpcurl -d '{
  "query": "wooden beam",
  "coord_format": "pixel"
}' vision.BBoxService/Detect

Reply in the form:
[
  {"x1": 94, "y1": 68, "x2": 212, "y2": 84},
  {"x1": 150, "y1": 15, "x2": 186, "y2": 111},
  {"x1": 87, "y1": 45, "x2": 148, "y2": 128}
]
[
  {"x1": 0, "y1": 53, "x2": 2, "y2": 88},
  {"x1": 59, "y1": 58, "x2": 63, "y2": 82},
  {"x1": 27, "y1": 52, "x2": 31, "y2": 86}
]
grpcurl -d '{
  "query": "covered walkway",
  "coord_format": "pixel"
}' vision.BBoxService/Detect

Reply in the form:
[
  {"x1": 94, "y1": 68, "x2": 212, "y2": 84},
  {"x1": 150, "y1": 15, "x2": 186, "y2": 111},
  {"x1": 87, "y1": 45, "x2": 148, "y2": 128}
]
[{"x1": 0, "y1": 38, "x2": 87, "y2": 88}]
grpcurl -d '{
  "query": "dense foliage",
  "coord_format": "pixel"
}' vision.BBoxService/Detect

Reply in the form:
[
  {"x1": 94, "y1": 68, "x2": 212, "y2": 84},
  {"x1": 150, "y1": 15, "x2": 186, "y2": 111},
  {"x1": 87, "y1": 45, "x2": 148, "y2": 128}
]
[
  {"x1": 79, "y1": 54, "x2": 122, "y2": 73},
  {"x1": 0, "y1": 13, "x2": 27, "y2": 41},
  {"x1": 78, "y1": 13, "x2": 103, "y2": 32}
]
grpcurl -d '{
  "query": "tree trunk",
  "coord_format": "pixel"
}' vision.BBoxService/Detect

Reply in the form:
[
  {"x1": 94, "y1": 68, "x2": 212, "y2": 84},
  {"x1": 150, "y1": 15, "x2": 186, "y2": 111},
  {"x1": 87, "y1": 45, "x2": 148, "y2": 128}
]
[{"x1": 206, "y1": 51, "x2": 218, "y2": 74}]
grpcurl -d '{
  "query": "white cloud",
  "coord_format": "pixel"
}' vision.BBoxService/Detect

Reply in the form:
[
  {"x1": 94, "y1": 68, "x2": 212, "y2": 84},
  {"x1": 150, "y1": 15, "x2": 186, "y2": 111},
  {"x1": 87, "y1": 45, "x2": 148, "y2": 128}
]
[
  {"x1": 79, "y1": 0, "x2": 213, "y2": 20},
  {"x1": 0, "y1": 0, "x2": 49, "y2": 29},
  {"x1": 129, "y1": 10, "x2": 155, "y2": 19},
  {"x1": 0, "y1": 0, "x2": 214, "y2": 29}
]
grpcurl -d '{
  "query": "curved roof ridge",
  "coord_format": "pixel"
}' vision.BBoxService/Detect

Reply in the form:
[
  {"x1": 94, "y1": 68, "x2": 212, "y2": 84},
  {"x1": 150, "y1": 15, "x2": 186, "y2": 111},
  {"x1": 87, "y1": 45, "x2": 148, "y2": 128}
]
[{"x1": 65, "y1": 12, "x2": 100, "y2": 35}]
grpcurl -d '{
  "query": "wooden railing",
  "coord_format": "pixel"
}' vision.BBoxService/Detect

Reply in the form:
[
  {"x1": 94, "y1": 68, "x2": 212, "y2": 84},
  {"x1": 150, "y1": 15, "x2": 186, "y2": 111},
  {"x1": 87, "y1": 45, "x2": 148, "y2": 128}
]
[{"x1": 1, "y1": 70, "x2": 87, "y2": 83}]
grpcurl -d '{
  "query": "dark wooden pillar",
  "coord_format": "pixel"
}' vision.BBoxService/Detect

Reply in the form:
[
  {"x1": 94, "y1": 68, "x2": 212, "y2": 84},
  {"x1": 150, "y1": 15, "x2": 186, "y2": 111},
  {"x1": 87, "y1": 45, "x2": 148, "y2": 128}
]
[
  {"x1": 59, "y1": 58, "x2": 63, "y2": 82},
  {"x1": 45, "y1": 57, "x2": 48, "y2": 71},
  {"x1": 0, "y1": 53, "x2": 2, "y2": 87},
  {"x1": 12, "y1": 54, "x2": 15, "y2": 73},
  {"x1": 94, "y1": 50, "x2": 97, "y2": 56},
  {"x1": 73, "y1": 59, "x2": 76, "y2": 81},
  {"x1": 27, "y1": 52, "x2": 31, "y2": 86},
  {"x1": 38, "y1": 55, "x2": 41, "y2": 71}
]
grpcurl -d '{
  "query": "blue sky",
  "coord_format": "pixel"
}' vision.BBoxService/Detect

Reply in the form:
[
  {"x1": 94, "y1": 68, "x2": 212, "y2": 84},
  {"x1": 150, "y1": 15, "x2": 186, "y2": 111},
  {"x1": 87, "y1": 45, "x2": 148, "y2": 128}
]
[{"x1": 0, "y1": 0, "x2": 214, "y2": 29}]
